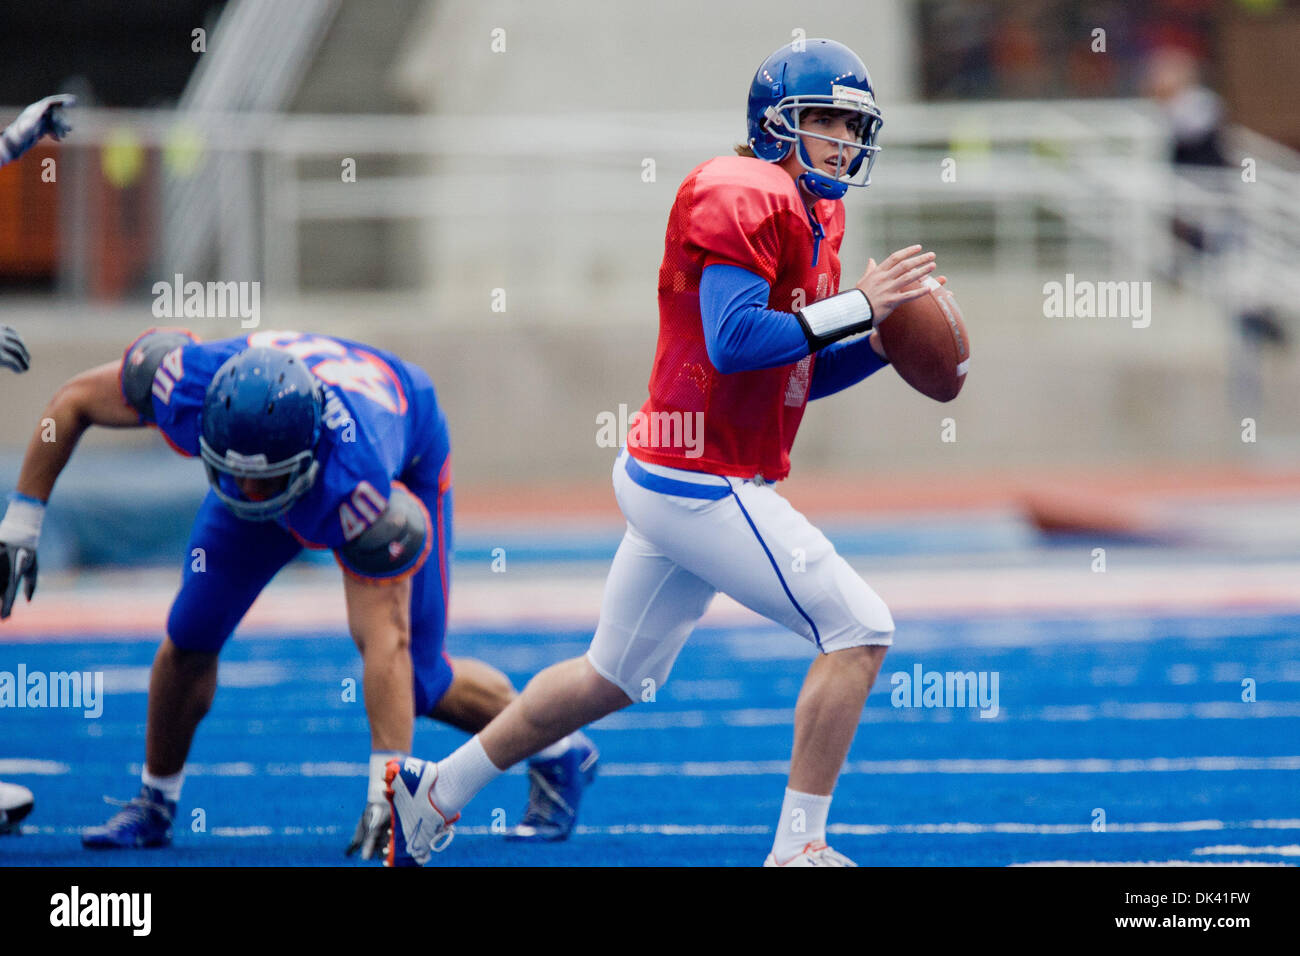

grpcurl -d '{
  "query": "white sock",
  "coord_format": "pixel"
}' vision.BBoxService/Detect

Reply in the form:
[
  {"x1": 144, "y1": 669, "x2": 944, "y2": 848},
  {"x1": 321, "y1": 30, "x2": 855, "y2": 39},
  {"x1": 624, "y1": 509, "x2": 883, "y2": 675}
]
[
  {"x1": 770, "y1": 788, "x2": 831, "y2": 863},
  {"x1": 141, "y1": 768, "x2": 184, "y2": 803},
  {"x1": 431, "y1": 736, "x2": 503, "y2": 818},
  {"x1": 368, "y1": 751, "x2": 400, "y2": 803},
  {"x1": 533, "y1": 734, "x2": 574, "y2": 761}
]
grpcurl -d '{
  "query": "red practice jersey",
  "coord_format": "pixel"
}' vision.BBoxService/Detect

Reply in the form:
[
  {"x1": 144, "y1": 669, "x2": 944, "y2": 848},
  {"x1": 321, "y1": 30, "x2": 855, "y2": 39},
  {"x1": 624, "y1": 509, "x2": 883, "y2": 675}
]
[{"x1": 628, "y1": 155, "x2": 844, "y2": 480}]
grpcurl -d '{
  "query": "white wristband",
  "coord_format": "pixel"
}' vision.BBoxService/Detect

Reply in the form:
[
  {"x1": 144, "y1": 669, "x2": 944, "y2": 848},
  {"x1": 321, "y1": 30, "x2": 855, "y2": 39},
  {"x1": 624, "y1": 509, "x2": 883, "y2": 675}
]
[
  {"x1": 0, "y1": 495, "x2": 45, "y2": 544},
  {"x1": 795, "y1": 289, "x2": 875, "y2": 349}
]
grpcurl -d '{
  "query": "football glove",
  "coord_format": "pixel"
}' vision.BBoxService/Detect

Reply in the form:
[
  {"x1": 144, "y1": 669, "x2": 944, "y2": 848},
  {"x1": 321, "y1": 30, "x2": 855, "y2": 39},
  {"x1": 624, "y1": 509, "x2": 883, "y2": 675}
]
[
  {"x1": 0, "y1": 541, "x2": 38, "y2": 619},
  {"x1": 0, "y1": 495, "x2": 43, "y2": 619},
  {"x1": 0, "y1": 94, "x2": 75, "y2": 167},
  {"x1": 1, "y1": 326, "x2": 30, "y2": 373},
  {"x1": 345, "y1": 800, "x2": 390, "y2": 860}
]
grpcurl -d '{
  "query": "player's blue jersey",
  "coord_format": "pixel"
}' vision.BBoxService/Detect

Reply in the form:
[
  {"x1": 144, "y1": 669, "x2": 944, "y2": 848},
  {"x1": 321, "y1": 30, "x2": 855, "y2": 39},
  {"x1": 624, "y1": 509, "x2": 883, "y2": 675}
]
[{"x1": 123, "y1": 329, "x2": 446, "y2": 571}]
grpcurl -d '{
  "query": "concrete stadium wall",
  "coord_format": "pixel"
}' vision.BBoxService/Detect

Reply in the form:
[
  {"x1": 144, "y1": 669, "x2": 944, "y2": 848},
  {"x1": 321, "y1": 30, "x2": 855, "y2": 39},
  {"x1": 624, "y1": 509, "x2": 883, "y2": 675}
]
[
  {"x1": 384, "y1": 0, "x2": 919, "y2": 315},
  {"x1": 2, "y1": 273, "x2": 1295, "y2": 487}
]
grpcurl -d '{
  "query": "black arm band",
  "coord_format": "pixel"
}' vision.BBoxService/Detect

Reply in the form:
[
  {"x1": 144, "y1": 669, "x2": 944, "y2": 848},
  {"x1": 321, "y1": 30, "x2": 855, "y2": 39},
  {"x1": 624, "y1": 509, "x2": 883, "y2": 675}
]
[
  {"x1": 795, "y1": 289, "x2": 875, "y2": 351},
  {"x1": 121, "y1": 332, "x2": 193, "y2": 423},
  {"x1": 340, "y1": 485, "x2": 428, "y2": 578}
]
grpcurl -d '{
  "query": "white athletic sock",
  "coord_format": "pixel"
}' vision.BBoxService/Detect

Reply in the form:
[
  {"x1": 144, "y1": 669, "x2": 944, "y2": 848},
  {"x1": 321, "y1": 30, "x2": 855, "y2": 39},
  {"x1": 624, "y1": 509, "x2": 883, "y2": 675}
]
[
  {"x1": 533, "y1": 734, "x2": 574, "y2": 761},
  {"x1": 431, "y1": 736, "x2": 503, "y2": 818},
  {"x1": 141, "y1": 768, "x2": 184, "y2": 803},
  {"x1": 368, "y1": 751, "x2": 400, "y2": 803},
  {"x1": 770, "y1": 788, "x2": 831, "y2": 863}
]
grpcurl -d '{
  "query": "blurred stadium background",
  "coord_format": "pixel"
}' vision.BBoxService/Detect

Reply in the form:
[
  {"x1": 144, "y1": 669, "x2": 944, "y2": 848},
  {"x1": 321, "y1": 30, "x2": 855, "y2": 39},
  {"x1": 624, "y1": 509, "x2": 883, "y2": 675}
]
[{"x1": 2, "y1": 0, "x2": 1299, "y2": 866}]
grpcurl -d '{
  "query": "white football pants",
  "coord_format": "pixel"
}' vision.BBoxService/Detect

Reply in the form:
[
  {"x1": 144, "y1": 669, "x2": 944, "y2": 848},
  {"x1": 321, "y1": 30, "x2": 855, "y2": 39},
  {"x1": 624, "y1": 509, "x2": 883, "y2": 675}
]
[{"x1": 587, "y1": 449, "x2": 895, "y2": 700}]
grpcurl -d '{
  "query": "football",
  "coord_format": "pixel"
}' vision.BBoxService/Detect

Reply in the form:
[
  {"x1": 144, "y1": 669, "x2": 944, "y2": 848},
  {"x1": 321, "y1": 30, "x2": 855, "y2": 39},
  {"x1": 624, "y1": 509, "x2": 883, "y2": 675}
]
[{"x1": 876, "y1": 275, "x2": 970, "y2": 402}]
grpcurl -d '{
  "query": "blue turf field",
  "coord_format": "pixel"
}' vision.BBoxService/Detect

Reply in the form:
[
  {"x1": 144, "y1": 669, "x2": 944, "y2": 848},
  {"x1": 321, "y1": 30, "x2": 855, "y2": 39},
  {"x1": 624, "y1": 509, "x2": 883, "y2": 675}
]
[{"x1": 2, "y1": 610, "x2": 1297, "y2": 866}]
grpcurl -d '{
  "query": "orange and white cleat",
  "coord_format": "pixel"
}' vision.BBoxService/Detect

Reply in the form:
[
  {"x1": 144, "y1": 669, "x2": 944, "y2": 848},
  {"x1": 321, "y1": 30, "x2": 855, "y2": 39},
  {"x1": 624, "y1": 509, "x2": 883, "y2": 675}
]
[{"x1": 763, "y1": 841, "x2": 857, "y2": 866}]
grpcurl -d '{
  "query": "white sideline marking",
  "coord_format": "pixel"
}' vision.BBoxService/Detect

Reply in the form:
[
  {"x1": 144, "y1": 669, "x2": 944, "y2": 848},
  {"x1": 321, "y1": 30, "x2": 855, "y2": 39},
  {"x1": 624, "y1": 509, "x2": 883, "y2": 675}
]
[
  {"x1": 127, "y1": 762, "x2": 371, "y2": 778},
  {"x1": 830, "y1": 820, "x2": 1300, "y2": 835},
  {"x1": 1014, "y1": 860, "x2": 1288, "y2": 867},
  {"x1": 0, "y1": 759, "x2": 70, "y2": 775},
  {"x1": 30, "y1": 825, "x2": 343, "y2": 837},
  {"x1": 22, "y1": 820, "x2": 1300, "y2": 842},
  {"x1": 600, "y1": 755, "x2": 1300, "y2": 776},
  {"x1": 1193, "y1": 844, "x2": 1300, "y2": 857},
  {"x1": 98, "y1": 662, "x2": 290, "y2": 693},
  {"x1": 76, "y1": 755, "x2": 1300, "y2": 778},
  {"x1": 124, "y1": 761, "x2": 259, "y2": 777},
  {"x1": 462, "y1": 824, "x2": 773, "y2": 836},
  {"x1": 0, "y1": 755, "x2": 1293, "y2": 781},
  {"x1": 591, "y1": 700, "x2": 1300, "y2": 730}
]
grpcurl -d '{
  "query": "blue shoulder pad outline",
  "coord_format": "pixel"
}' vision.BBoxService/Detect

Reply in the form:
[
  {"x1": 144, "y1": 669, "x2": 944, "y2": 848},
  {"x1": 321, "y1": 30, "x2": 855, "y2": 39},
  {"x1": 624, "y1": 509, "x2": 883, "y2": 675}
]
[
  {"x1": 121, "y1": 329, "x2": 198, "y2": 423},
  {"x1": 339, "y1": 483, "x2": 429, "y2": 579}
]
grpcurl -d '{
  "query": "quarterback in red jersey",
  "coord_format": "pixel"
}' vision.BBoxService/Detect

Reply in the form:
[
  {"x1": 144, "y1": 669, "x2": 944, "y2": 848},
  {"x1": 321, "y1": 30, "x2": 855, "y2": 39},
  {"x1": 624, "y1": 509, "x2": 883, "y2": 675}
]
[
  {"x1": 384, "y1": 39, "x2": 940, "y2": 867},
  {"x1": 631, "y1": 154, "x2": 843, "y2": 479}
]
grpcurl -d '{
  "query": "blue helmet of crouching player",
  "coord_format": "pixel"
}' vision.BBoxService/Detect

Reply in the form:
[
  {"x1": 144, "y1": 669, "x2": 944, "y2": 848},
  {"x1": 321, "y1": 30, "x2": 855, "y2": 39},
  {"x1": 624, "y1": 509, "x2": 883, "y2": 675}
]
[
  {"x1": 746, "y1": 37, "x2": 883, "y2": 200},
  {"x1": 199, "y1": 347, "x2": 324, "y2": 521}
]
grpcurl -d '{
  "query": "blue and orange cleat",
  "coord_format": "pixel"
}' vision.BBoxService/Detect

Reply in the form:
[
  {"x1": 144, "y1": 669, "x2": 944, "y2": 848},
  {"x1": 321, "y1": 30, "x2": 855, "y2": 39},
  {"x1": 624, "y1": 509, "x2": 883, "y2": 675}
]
[
  {"x1": 507, "y1": 732, "x2": 599, "y2": 842},
  {"x1": 81, "y1": 785, "x2": 176, "y2": 849},
  {"x1": 383, "y1": 756, "x2": 457, "y2": 867}
]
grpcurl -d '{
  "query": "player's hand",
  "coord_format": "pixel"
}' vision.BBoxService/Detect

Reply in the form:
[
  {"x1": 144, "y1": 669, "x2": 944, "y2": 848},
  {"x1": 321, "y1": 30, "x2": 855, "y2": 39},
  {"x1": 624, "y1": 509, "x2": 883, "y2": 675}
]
[
  {"x1": 1, "y1": 326, "x2": 30, "y2": 373},
  {"x1": 0, "y1": 94, "x2": 75, "y2": 164},
  {"x1": 854, "y1": 245, "x2": 937, "y2": 325},
  {"x1": 345, "y1": 799, "x2": 391, "y2": 860},
  {"x1": 0, "y1": 541, "x2": 39, "y2": 619}
]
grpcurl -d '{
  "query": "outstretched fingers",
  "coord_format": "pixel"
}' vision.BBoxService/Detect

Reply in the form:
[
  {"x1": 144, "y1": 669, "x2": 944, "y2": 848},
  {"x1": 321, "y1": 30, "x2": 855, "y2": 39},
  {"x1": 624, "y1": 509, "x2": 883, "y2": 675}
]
[{"x1": 880, "y1": 244, "x2": 923, "y2": 271}]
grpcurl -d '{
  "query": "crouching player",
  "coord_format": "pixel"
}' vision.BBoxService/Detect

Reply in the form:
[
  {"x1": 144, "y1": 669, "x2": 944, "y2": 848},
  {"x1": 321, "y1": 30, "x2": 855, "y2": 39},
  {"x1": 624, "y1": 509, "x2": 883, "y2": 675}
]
[
  {"x1": 0, "y1": 92, "x2": 73, "y2": 834},
  {"x1": 0, "y1": 330, "x2": 596, "y2": 861},
  {"x1": 384, "y1": 38, "x2": 943, "y2": 866},
  {"x1": 1, "y1": 325, "x2": 34, "y2": 834}
]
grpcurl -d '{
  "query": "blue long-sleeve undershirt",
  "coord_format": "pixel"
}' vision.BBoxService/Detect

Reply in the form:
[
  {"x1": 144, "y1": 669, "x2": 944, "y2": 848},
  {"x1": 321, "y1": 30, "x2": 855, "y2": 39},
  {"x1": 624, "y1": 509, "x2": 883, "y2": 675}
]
[{"x1": 699, "y1": 263, "x2": 889, "y2": 400}]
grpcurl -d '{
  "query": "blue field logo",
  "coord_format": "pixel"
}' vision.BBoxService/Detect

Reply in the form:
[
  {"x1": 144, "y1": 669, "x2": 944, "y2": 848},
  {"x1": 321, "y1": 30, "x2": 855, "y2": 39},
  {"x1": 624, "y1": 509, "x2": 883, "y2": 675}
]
[{"x1": 890, "y1": 664, "x2": 999, "y2": 719}]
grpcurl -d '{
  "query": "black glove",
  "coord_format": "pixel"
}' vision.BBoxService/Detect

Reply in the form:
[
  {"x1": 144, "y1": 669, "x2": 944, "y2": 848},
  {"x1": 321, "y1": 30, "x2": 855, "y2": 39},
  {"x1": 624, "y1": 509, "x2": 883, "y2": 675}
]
[
  {"x1": 1, "y1": 326, "x2": 30, "y2": 373},
  {"x1": 345, "y1": 800, "x2": 390, "y2": 860},
  {"x1": 0, "y1": 94, "x2": 75, "y2": 166},
  {"x1": 0, "y1": 541, "x2": 38, "y2": 619}
]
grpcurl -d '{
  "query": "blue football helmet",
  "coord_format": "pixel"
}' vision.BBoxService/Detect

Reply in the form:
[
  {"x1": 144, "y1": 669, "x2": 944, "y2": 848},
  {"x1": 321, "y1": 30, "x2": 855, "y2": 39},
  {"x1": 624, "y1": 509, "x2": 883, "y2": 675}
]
[
  {"x1": 746, "y1": 38, "x2": 883, "y2": 200},
  {"x1": 199, "y1": 347, "x2": 324, "y2": 521}
]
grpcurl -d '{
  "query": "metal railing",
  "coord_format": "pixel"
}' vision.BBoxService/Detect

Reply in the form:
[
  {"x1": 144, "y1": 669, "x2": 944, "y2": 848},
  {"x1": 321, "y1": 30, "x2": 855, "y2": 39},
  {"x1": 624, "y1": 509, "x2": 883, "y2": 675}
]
[
  {"x1": 162, "y1": 0, "x2": 341, "y2": 280},
  {"x1": 5, "y1": 98, "x2": 1297, "y2": 324}
]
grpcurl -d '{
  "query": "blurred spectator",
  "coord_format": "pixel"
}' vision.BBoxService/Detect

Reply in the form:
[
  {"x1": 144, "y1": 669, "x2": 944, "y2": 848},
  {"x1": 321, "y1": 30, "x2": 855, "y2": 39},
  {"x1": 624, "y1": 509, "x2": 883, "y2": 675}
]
[
  {"x1": 1143, "y1": 45, "x2": 1227, "y2": 168},
  {"x1": 1142, "y1": 45, "x2": 1228, "y2": 263},
  {"x1": 919, "y1": 0, "x2": 1217, "y2": 101},
  {"x1": 1143, "y1": 44, "x2": 1286, "y2": 411}
]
